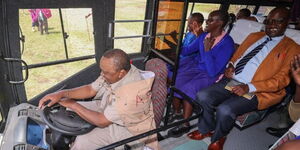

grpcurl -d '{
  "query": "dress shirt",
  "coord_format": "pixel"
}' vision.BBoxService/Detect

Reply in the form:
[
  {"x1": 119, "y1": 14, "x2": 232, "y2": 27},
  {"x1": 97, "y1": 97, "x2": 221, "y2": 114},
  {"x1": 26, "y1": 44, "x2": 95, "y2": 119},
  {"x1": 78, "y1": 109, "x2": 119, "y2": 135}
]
[{"x1": 233, "y1": 35, "x2": 285, "y2": 92}]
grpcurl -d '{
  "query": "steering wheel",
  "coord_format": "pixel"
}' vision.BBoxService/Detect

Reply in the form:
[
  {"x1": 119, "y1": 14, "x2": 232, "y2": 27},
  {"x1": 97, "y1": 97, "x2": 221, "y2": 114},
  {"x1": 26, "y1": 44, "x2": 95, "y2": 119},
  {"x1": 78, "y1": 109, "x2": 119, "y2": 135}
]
[{"x1": 41, "y1": 104, "x2": 95, "y2": 136}]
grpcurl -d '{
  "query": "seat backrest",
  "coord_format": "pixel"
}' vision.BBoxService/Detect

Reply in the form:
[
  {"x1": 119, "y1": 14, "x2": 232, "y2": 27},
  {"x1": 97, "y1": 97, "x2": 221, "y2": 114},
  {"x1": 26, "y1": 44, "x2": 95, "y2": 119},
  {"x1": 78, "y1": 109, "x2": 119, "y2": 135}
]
[
  {"x1": 251, "y1": 15, "x2": 266, "y2": 23},
  {"x1": 230, "y1": 19, "x2": 300, "y2": 46},
  {"x1": 229, "y1": 19, "x2": 265, "y2": 45},
  {"x1": 285, "y1": 28, "x2": 300, "y2": 45},
  {"x1": 145, "y1": 58, "x2": 168, "y2": 127}
]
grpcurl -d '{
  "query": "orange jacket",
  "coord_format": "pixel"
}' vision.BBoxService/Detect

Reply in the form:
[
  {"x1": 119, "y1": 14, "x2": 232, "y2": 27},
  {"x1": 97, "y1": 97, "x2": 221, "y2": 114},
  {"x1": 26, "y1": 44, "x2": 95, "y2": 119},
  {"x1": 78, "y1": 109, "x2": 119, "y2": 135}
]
[{"x1": 231, "y1": 32, "x2": 300, "y2": 110}]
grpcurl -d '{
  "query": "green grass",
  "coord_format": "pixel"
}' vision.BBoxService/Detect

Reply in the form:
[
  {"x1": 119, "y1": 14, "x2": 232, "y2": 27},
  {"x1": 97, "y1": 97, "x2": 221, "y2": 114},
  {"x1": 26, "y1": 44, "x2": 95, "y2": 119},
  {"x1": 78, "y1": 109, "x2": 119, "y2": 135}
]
[
  {"x1": 192, "y1": 3, "x2": 220, "y2": 14},
  {"x1": 24, "y1": 59, "x2": 94, "y2": 99},
  {"x1": 20, "y1": 8, "x2": 95, "y2": 99},
  {"x1": 114, "y1": 0, "x2": 147, "y2": 53}
]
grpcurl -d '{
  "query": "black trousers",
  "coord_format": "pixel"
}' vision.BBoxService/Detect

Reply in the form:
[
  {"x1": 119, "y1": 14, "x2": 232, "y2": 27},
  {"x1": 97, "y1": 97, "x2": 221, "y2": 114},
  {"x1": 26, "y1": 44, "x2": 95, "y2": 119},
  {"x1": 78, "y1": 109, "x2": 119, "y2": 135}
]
[{"x1": 195, "y1": 78, "x2": 258, "y2": 142}]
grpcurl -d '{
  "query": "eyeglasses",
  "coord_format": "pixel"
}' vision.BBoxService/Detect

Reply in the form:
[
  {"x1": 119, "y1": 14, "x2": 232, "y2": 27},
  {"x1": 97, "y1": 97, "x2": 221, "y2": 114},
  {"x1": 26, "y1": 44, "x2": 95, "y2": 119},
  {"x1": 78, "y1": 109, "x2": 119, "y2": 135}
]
[{"x1": 264, "y1": 19, "x2": 286, "y2": 25}]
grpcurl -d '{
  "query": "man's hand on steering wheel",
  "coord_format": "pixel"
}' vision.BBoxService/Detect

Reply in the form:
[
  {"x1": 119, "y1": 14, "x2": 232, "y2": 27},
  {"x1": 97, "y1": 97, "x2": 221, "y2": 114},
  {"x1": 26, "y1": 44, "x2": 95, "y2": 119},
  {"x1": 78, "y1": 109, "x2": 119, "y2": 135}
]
[
  {"x1": 59, "y1": 98, "x2": 77, "y2": 109},
  {"x1": 38, "y1": 91, "x2": 65, "y2": 109}
]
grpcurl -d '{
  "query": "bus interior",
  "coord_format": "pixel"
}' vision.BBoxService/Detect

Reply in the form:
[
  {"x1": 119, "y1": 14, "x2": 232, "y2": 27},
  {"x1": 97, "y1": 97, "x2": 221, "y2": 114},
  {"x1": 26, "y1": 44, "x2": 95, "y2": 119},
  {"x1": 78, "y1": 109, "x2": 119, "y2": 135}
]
[{"x1": 0, "y1": 0, "x2": 299, "y2": 149}]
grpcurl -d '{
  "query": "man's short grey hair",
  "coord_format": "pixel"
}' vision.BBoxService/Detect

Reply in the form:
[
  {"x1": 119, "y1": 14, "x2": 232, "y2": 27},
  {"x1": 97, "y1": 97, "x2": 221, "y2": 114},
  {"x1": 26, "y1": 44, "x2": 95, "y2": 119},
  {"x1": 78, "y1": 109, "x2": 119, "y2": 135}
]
[{"x1": 103, "y1": 49, "x2": 131, "y2": 72}]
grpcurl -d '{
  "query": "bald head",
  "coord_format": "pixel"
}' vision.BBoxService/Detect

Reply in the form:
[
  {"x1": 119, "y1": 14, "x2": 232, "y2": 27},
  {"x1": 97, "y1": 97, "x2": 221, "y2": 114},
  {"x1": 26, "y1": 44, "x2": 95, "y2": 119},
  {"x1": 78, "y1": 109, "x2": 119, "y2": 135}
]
[
  {"x1": 102, "y1": 49, "x2": 131, "y2": 72},
  {"x1": 268, "y1": 7, "x2": 290, "y2": 20}
]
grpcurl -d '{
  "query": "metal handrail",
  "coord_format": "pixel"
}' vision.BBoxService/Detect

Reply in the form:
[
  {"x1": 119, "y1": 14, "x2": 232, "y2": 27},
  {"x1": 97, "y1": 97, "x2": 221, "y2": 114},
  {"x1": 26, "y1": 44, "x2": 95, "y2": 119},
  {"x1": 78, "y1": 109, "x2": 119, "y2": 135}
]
[
  {"x1": 108, "y1": 19, "x2": 183, "y2": 39},
  {"x1": 112, "y1": 19, "x2": 181, "y2": 23},
  {"x1": 3, "y1": 57, "x2": 29, "y2": 84},
  {"x1": 163, "y1": 0, "x2": 189, "y2": 126},
  {"x1": 59, "y1": 8, "x2": 69, "y2": 59},
  {"x1": 98, "y1": 113, "x2": 201, "y2": 150},
  {"x1": 23, "y1": 55, "x2": 95, "y2": 70},
  {"x1": 149, "y1": 48, "x2": 175, "y2": 66}
]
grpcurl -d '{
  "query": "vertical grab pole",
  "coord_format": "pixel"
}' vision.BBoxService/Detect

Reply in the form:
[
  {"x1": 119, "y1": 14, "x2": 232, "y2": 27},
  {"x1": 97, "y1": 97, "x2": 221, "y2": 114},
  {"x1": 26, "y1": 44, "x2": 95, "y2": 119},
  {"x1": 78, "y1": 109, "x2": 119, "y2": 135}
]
[
  {"x1": 190, "y1": 2, "x2": 195, "y2": 16},
  {"x1": 59, "y1": 8, "x2": 69, "y2": 59},
  {"x1": 150, "y1": 0, "x2": 160, "y2": 49},
  {"x1": 164, "y1": 0, "x2": 189, "y2": 126}
]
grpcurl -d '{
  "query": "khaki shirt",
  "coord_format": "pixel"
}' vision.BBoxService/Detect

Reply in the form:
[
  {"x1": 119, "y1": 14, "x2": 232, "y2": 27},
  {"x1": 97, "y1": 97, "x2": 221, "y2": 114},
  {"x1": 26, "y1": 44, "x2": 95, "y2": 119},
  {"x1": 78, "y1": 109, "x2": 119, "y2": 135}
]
[
  {"x1": 91, "y1": 65, "x2": 142, "y2": 125},
  {"x1": 90, "y1": 65, "x2": 154, "y2": 149}
]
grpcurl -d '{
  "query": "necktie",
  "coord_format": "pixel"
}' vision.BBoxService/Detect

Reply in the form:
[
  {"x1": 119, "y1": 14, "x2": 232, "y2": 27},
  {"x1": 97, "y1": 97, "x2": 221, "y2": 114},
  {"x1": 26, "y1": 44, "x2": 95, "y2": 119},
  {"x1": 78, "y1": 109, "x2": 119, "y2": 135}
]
[{"x1": 235, "y1": 38, "x2": 271, "y2": 75}]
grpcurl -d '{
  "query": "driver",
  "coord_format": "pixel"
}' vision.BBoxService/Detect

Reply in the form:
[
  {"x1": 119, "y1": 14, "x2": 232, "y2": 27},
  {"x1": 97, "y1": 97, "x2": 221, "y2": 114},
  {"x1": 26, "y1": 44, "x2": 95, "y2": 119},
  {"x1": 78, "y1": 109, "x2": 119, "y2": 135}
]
[{"x1": 38, "y1": 49, "x2": 159, "y2": 150}]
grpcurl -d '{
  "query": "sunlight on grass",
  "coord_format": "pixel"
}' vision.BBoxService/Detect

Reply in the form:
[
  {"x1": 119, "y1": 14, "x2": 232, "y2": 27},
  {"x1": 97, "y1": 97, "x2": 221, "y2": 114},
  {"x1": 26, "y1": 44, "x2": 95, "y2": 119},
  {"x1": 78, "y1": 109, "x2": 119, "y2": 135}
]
[
  {"x1": 24, "y1": 59, "x2": 94, "y2": 99},
  {"x1": 20, "y1": 9, "x2": 65, "y2": 64},
  {"x1": 115, "y1": 0, "x2": 146, "y2": 20},
  {"x1": 114, "y1": 0, "x2": 147, "y2": 53},
  {"x1": 19, "y1": 8, "x2": 95, "y2": 100},
  {"x1": 188, "y1": 3, "x2": 220, "y2": 28}
]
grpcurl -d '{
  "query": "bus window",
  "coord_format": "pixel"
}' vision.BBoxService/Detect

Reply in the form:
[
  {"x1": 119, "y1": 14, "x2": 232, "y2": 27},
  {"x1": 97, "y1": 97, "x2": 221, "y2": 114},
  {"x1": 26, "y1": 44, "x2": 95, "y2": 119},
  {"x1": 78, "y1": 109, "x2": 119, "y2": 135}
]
[
  {"x1": 114, "y1": 21, "x2": 144, "y2": 53},
  {"x1": 114, "y1": 38, "x2": 143, "y2": 54},
  {"x1": 257, "y1": 6, "x2": 276, "y2": 16},
  {"x1": 19, "y1": 8, "x2": 95, "y2": 62},
  {"x1": 62, "y1": 9, "x2": 95, "y2": 58},
  {"x1": 188, "y1": 3, "x2": 221, "y2": 28},
  {"x1": 114, "y1": 0, "x2": 147, "y2": 53},
  {"x1": 115, "y1": 0, "x2": 146, "y2": 20},
  {"x1": 155, "y1": 1, "x2": 183, "y2": 51},
  {"x1": 228, "y1": 5, "x2": 256, "y2": 15},
  {"x1": 153, "y1": 2, "x2": 220, "y2": 60},
  {"x1": 20, "y1": 9, "x2": 65, "y2": 64},
  {"x1": 24, "y1": 59, "x2": 94, "y2": 99},
  {"x1": 189, "y1": 3, "x2": 221, "y2": 19},
  {"x1": 19, "y1": 8, "x2": 95, "y2": 100}
]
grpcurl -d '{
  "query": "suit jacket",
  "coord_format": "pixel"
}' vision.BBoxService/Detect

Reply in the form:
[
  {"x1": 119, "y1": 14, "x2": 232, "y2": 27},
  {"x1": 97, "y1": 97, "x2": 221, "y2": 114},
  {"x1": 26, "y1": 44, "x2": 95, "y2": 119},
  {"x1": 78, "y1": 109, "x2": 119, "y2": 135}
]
[{"x1": 231, "y1": 32, "x2": 300, "y2": 110}]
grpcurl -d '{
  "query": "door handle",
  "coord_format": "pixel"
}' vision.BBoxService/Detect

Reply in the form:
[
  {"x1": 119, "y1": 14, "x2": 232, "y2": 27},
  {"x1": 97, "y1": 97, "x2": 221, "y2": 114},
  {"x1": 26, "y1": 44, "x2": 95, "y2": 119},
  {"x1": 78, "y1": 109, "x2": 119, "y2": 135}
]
[{"x1": 3, "y1": 57, "x2": 29, "y2": 84}]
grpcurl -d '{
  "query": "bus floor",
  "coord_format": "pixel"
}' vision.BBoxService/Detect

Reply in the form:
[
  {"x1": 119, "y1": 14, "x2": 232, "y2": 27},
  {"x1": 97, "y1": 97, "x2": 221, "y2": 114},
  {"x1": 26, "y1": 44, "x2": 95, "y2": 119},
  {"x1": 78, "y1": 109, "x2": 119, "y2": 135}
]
[{"x1": 159, "y1": 111, "x2": 280, "y2": 150}]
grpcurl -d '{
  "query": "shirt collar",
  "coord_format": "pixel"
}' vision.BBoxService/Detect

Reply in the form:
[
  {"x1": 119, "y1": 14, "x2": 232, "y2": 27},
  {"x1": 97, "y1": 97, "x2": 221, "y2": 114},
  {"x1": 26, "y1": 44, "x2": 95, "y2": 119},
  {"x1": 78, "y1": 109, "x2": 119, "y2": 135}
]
[
  {"x1": 110, "y1": 65, "x2": 137, "y2": 89},
  {"x1": 266, "y1": 35, "x2": 284, "y2": 41},
  {"x1": 206, "y1": 31, "x2": 226, "y2": 48}
]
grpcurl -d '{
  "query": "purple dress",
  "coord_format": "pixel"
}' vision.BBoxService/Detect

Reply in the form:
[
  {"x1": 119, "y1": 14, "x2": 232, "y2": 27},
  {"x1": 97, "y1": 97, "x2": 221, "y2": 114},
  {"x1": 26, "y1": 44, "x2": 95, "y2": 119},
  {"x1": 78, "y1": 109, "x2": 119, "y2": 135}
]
[
  {"x1": 174, "y1": 32, "x2": 235, "y2": 100},
  {"x1": 168, "y1": 32, "x2": 198, "y2": 79}
]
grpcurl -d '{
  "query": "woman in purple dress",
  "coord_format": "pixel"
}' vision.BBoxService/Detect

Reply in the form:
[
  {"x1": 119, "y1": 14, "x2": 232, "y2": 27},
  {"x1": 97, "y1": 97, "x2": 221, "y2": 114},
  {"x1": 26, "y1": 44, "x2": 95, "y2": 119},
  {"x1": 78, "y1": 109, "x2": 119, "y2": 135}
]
[{"x1": 168, "y1": 10, "x2": 236, "y2": 137}]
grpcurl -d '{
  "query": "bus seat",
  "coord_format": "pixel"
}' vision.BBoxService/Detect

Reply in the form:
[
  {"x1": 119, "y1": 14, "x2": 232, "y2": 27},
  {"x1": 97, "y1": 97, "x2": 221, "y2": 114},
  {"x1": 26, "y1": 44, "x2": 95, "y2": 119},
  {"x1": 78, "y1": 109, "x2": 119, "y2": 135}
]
[
  {"x1": 251, "y1": 15, "x2": 266, "y2": 23},
  {"x1": 235, "y1": 109, "x2": 268, "y2": 128},
  {"x1": 285, "y1": 28, "x2": 300, "y2": 45},
  {"x1": 145, "y1": 58, "x2": 168, "y2": 127},
  {"x1": 235, "y1": 86, "x2": 294, "y2": 129},
  {"x1": 229, "y1": 19, "x2": 265, "y2": 45}
]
